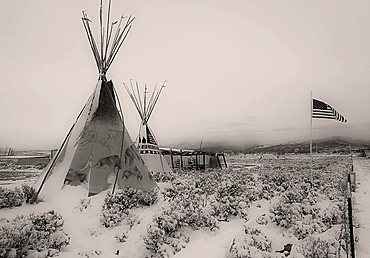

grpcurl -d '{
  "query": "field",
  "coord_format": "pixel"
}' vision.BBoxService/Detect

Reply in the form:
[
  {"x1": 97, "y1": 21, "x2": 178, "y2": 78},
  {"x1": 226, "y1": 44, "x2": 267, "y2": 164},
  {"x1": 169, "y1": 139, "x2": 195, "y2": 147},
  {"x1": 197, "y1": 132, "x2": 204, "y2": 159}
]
[
  {"x1": 0, "y1": 154, "x2": 365, "y2": 258},
  {"x1": 0, "y1": 163, "x2": 42, "y2": 189}
]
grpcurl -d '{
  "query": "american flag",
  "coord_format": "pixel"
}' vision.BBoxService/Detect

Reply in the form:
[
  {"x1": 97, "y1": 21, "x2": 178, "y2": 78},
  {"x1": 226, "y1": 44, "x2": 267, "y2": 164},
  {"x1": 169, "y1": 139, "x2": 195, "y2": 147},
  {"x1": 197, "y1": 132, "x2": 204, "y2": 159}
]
[{"x1": 312, "y1": 99, "x2": 347, "y2": 123}]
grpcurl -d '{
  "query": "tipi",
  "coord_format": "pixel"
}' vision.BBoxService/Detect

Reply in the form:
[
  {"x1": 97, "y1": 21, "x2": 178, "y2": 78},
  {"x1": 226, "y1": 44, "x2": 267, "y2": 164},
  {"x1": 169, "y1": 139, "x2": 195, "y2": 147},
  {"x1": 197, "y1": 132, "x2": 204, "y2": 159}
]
[
  {"x1": 34, "y1": 1, "x2": 157, "y2": 197},
  {"x1": 123, "y1": 80, "x2": 172, "y2": 174}
]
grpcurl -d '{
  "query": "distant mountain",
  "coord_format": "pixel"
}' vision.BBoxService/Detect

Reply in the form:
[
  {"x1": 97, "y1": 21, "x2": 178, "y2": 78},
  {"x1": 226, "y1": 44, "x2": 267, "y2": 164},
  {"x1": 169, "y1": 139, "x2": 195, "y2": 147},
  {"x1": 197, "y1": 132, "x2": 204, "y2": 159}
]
[
  {"x1": 169, "y1": 136, "x2": 370, "y2": 155},
  {"x1": 244, "y1": 136, "x2": 370, "y2": 154}
]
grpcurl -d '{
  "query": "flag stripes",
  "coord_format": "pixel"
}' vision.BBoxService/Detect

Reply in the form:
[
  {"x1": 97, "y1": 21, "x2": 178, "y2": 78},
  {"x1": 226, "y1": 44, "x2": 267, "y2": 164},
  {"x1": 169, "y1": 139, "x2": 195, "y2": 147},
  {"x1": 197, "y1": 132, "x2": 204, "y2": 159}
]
[{"x1": 312, "y1": 99, "x2": 347, "y2": 123}]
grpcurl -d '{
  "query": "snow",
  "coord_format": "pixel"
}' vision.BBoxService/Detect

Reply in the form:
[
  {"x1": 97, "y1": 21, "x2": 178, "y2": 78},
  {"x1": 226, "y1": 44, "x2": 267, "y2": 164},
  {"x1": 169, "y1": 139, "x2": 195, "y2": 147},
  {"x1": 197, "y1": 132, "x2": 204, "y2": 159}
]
[
  {"x1": 173, "y1": 219, "x2": 245, "y2": 258},
  {"x1": 0, "y1": 155, "x2": 49, "y2": 159},
  {"x1": 353, "y1": 158, "x2": 370, "y2": 257},
  {"x1": 1, "y1": 154, "x2": 369, "y2": 257}
]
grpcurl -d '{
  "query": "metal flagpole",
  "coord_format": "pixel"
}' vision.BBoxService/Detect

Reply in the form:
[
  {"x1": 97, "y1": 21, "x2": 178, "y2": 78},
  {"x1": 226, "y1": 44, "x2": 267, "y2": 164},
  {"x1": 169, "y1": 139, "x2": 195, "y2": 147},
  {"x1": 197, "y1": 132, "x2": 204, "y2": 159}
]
[
  {"x1": 310, "y1": 92, "x2": 313, "y2": 158},
  {"x1": 310, "y1": 92, "x2": 314, "y2": 187}
]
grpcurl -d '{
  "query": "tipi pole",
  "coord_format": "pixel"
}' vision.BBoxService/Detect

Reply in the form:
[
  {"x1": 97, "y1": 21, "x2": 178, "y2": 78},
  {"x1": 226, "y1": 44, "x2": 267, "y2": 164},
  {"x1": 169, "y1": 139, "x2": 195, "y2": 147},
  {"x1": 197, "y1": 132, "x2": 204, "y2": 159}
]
[
  {"x1": 35, "y1": 99, "x2": 90, "y2": 198},
  {"x1": 170, "y1": 149, "x2": 174, "y2": 168}
]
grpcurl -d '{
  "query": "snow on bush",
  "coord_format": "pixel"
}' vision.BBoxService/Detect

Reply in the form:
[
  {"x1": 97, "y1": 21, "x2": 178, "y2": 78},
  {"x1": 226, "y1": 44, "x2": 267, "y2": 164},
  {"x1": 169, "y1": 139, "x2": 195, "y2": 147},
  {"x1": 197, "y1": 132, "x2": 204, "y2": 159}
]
[
  {"x1": 229, "y1": 226, "x2": 274, "y2": 258},
  {"x1": 145, "y1": 178, "x2": 219, "y2": 257},
  {"x1": 0, "y1": 210, "x2": 70, "y2": 257},
  {"x1": 21, "y1": 184, "x2": 42, "y2": 204},
  {"x1": 152, "y1": 171, "x2": 177, "y2": 183},
  {"x1": 256, "y1": 214, "x2": 268, "y2": 225},
  {"x1": 100, "y1": 186, "x2": 158, "y2": 228},
  {"x1": 77, "y1": 249, "x2": 102, "y2": 257},
  {"x1": 291, "y1": 217, "x2": 328, "y2": 240},
  {"x1": 0, "y1": 185, "x2": 42, "y2": 209},
  {"x1": 298, "y1": 236, "x2": 339, "y2": 258},
  {"x1": 144, "y1": 224, "x2": 190, "y2": 257},
  {"x1": 126, "y1": 211, "x2": 142, "y2": 229},
  {"x1": 318, "y1": 203, "x2": 343, "y2": 228},
  {"x1": 0, "y1": 187, "x2": 24, "y2": 209},
  {"x1": 114, "y1": 231, "x2": 129, "y2": 243}
]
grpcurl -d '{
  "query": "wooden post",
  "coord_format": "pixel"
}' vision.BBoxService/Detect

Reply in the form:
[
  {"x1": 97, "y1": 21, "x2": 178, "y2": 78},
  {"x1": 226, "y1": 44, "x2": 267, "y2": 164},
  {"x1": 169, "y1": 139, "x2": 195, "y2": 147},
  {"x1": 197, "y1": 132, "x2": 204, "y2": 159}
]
[
  {"x1": 348, "y1": 173, "x2": 356, "y2": 258},
  {"x1": 180, "y1": 150, "x2": 183, "y2": 169},
  {"x1": 170, "y1": 149, "x2": 175, "y2": 169},
  {"x1": 222, "y1": 153, "x2": 227, "y2": 168},
  {"x1": 216, "y1": 154, "x2": 222, "y2": 169},
  {"x1": 170, "y1": 153, "x2": 174, "y2": 169},
  {"x1": 202, "y1": 154, "x2": 206, "y2": 170},
  {"x1": 195, "y1": 154, "x2": 199, "y2": 170}
]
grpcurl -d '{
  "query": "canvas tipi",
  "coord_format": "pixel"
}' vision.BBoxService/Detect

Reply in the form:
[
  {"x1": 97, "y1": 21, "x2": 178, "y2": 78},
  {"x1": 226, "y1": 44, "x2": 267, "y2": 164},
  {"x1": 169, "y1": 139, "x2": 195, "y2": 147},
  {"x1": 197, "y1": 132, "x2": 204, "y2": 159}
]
[
  {"x1": 124, "y1": 80, "x2": 172, "y2": 174},
  {"x1": 34, "y1": 1, "x2": 157, "y2": 197}
]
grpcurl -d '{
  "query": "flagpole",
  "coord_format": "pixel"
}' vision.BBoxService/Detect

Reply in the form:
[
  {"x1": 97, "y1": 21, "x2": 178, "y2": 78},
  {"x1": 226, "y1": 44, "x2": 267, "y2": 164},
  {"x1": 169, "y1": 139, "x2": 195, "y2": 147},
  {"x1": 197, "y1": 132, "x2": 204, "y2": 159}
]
[
  {"x1": 310, "y1": 92, "x2": 313, "y2": 187},
  {"x1": 310, "y1": 92, "x2": 313, "y2": 158}
]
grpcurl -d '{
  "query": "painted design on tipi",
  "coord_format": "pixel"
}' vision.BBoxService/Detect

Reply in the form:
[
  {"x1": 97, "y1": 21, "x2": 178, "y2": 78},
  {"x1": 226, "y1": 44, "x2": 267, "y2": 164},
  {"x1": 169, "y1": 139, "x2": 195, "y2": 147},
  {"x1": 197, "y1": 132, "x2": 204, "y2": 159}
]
[{"x1": 34, "y1": 1, "x2": 157, "y2": 197}]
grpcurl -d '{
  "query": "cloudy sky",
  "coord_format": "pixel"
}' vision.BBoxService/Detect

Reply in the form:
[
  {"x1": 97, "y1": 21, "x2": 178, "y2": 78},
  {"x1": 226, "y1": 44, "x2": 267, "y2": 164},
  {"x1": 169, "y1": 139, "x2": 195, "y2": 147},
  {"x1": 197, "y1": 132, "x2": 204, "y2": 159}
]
[{"x1": 1, "y1": 0, "x2": 370, "y2": 150}]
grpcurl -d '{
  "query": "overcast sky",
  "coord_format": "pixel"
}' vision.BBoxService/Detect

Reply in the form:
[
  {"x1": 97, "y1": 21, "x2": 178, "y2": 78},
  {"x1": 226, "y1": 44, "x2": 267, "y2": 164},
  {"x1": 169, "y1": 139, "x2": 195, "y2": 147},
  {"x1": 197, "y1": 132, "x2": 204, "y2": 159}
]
[{"x1": 1, "y1": 0, "x2": 370, "y2": 150}]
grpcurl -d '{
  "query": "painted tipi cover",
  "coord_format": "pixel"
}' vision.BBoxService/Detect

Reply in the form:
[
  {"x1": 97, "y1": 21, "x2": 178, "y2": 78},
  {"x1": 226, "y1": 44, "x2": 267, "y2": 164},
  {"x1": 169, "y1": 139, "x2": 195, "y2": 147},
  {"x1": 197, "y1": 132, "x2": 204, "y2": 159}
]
[
  {"x1": 34, "y1": 1, "x2": 157, "y2": 197},
  {"x1": 137, "y1": 123, "x2": 172, "y2": 174},
  {"x1": 34, "y1": 79, "x2": 157, "y2": 197}
]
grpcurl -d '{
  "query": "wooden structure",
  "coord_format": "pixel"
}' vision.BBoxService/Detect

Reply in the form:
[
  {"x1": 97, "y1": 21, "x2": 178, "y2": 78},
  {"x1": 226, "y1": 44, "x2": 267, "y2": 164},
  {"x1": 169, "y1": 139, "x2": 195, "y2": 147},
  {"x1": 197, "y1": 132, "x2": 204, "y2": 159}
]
[{"x1": 160, "y1": 148, "x2": 227, "y2": 170}]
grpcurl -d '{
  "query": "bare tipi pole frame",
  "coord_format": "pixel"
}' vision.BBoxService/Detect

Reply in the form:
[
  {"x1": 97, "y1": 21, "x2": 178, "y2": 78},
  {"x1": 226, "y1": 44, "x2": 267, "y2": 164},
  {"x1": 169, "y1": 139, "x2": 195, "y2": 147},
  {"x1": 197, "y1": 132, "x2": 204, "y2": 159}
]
[
  {"x1": 124, "y1": 79, "x2": 167, "y2": 130},
  {"x1": 81, "y1": 0, "x2": 135, "y2": 79},
  {"x1": 123, "y1": 79, "x2": 168, "y2": 172}
]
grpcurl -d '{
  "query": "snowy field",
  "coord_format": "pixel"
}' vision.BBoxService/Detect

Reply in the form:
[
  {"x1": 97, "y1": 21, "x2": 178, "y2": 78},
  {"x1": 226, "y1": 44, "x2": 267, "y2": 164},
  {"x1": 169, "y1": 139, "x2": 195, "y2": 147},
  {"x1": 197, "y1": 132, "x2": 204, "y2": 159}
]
[{"x1": 1, "y1": 154, "x2": 369, "y2": 258}]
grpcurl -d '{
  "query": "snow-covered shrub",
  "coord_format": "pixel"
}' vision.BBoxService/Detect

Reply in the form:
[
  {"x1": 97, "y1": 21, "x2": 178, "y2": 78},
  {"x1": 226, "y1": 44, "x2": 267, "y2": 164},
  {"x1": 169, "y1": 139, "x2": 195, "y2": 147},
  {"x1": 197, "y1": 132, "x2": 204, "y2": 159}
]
[
  {"x1": 212, "y1": 179, "x2": 251, "y2": 220},
  {"x1": 152, "y1": 171, "x2": 176, "y2": 182},
  {"x1": 281, "y1": 189, "x2": 304, "y2": 204},
  {"x1": 299, "y1": 237, "x2": 334, "y2": 257},
  {"x1": 77, "y1": 249, "x2": 102, "y2": 257},
  {"x1": 145, "y1": 185, "x2": 217, "y2": 257},
  {"x1": 115, "y1": 231, "x2": 128, "y2": 243},
  {"x1": 126, "y1": 212, "x2": 141, "y2": 229},
  {"x1": 100, "y1": 186, "x2": 158, "y2": 227},
  {"x1": 318, "y1": 203, "x2": 343, "y2": 228},
  {"x1": 144, "y1": 225, "x2": 166, "y2": 255},
  {"x1": 256, "y1": 214, "x2": 268, "y2": 225},
  {"x1": 0, "y1": 187, "x2": 24, "y2": 209},
  {"x1": 77, "y1": 198, "x2": 91, "y2": 212},
  {"x1": 100, "y1": 204, "x2": 128, "y2": 228},
  {"x1": 291, "y1": 219, "x2": 327, "y2": 240},
  {"x1": 21, "y1": 184, "x2": 42, "y2": 204},
  {"x1": 162, "y1": 179, "x2": 202, "y2": 202},
  {"x1": 144, "y1": 225, "x2": 190, "y2": 257},
  {"x1": 0, "y1": 210, "x2": 69, "y2": 257},
  {"x1": 229, "y1": 226, "x2": 273, "y2": 258},
  {"x1": 88, "y1": 227, "x2": 101, "y2": 237},
  {"x1": 270, "y1": 201, "x2": 304, "y2": 228}
]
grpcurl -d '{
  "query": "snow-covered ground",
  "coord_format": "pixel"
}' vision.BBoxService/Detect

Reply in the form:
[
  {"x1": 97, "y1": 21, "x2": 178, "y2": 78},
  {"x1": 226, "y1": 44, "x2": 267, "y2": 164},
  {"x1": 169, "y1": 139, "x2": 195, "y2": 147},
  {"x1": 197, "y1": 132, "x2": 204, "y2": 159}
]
[
  {"x1": 1, "y1": 154, "x2": 365, "y2": 257},
  {"x1": 353, "y1": 158, "x2": 370, "y2": 257}
]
